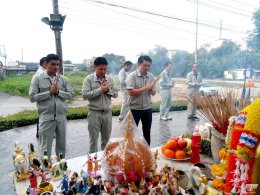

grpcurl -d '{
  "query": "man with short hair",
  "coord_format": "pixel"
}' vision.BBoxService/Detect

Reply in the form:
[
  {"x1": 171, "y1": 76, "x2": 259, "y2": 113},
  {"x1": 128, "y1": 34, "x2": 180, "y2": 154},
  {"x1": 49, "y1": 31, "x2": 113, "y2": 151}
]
[
  {"x1": 36, "y1": 57, "x2": 47, "y2": 76},
  {"x1": 159, "y1": 62, "x2": 174, "y2": 121},
  {"x1": 126, "y1": 55, "x2": 156, "y2": 145},
  {"x1": 35, "y1": 57, "x2": 47, "y2": 138},
  {"x1": 118, "y1": 60, "x2": 133, "y2": 122},
  {"x1": 186, "y1": 63, "x2": 202, "y2": 119},
  {"x1": 82, "y1": 57, "x2": 118, "y2": 153},
  {"x1": 29, "y1": 54, "x2": 74, "y2": 158}
]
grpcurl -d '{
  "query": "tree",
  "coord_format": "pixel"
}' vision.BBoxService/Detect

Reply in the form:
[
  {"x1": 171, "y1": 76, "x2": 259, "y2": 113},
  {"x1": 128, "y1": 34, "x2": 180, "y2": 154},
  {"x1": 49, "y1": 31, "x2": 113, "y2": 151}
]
[
  {"x1": 102, "y1": 53, "x2": 125, "y2": 74},
  {"x1": 247, "y1": 7, "x2": 260, "y2": 52},
  {"x1": 147, "y1": 45, "x2": 169, "y2": 75},
  {"x1": 171, "y1": 50, "x2": 193, "y2": 77}
]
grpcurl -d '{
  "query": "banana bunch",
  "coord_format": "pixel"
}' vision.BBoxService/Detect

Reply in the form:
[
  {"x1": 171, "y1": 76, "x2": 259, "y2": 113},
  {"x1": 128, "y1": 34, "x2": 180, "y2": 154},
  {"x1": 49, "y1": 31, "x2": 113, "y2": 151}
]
[{"x1": 183, "y1": 138, "x2": 192, "y2": 155}]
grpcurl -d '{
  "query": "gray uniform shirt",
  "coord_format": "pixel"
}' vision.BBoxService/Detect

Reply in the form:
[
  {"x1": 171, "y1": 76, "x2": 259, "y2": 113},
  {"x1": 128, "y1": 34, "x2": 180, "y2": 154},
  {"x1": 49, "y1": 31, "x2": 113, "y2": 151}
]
[
  {"x1": 82, "y1": 73, "x2": 118, "y2": 111},
  {"x1": 126, "y1": 70, "x2": 155, "y2": 110},
  {"x1": 159, "y1": 69, "x2": 173, "y2": 90},
  {"x1": 118, "y1": 68, "x2": 129, "y2": 90},
  {"x1": 29, "y1": 71, "x2": 74, "y2": 122},
  {"x1": 186, "y1": 71, "x2": 202, "y2": 93}
]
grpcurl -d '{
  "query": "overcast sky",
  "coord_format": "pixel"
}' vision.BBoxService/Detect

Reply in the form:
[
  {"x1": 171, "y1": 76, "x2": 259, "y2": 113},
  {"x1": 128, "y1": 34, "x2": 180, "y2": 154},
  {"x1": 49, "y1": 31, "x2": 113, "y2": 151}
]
[{"x1": 0, "y1": 0, "x2": 259, "y2": 64}]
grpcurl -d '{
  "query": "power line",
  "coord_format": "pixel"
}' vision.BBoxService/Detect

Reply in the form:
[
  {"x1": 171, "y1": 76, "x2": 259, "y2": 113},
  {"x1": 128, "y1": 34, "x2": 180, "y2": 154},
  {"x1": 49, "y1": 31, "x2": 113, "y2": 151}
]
[
  {"x1": 184, "y1": 0, "x2": 251, "y2": 17},
  {"x1": 229, "y1": 0, "x2": 257, "y2": 8},
  {"x1": 59, "y1": 1, "x2": 217, "y2": 38},
  {"x1": 63, "y1": 0, "x2": 249, "y2": 34}
]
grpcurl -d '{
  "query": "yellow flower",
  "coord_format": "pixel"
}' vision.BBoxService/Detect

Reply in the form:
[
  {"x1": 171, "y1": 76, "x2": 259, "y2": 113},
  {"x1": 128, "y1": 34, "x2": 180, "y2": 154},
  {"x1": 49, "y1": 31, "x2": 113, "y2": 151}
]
[
  {"x1": 244, "y1": 99, "x2": 260, "y2": 135},
  {"x1": 219, "y1": 148, "x2": 227, "y2": 159}
]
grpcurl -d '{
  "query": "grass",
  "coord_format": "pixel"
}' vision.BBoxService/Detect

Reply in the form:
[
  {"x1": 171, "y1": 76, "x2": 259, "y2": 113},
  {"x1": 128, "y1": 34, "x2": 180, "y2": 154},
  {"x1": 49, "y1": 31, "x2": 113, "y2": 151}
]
[{"x1": 0, "y1": 100, "x2": 187, "y2": 132}]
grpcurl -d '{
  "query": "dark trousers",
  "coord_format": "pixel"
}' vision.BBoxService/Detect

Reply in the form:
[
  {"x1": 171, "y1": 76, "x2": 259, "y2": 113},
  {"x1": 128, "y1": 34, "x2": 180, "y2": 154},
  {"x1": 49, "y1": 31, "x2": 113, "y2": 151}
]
[{"x1": 131, "y1": 108, "x2": 152, "y2": 145}]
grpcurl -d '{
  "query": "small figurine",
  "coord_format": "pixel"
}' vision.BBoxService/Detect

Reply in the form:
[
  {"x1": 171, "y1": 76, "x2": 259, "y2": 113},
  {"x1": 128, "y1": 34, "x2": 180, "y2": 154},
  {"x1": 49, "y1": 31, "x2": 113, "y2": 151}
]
[
  {"x1": 41, "y1": 151, "x2": 51, "y2": 171},
  {"x1": 70, "y1": 172, "x2": 79, "y2": 188},
  {"x1": 12, "y1": 142, "x2": 29, "y2": 182},
  {"x1": 82, "y1": 154, "x2": 93, "y2": 173},
  {"x1": 59, "y1": 153, "x2": 68, "y2": 172},
  {"x1": 51, "y1": 155, "x2": 63, "y2": 180},
  {"x1": 27, "y1": 169, "x2": 38, "y2": 189},
  {"x1": 28, "y1": 143, "x2": 41, "y2": 171},
  {"x1": 93, "y1": 153, "x2": 101, "y2": 175},
  {"x1": 58, "y1": 173, "x2": 69, "y2": 194},
  {"x1": 74, "y1": 177, "x2": 87, "y2": 194},
  {"x1": 39, "y1": 169, "x2": 50, "y2": 183}
]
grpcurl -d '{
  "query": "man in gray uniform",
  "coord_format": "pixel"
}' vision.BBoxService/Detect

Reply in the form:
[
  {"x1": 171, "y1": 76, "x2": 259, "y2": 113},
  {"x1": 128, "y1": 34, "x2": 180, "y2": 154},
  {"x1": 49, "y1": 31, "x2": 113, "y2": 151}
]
[
  {"x1": 126, "y1": 55, "x2": 156, "y2": 145},
  {"x1": 29, "y1": 54, "x2": 74, "y2": 158},
  {"x1": 186, "y1": 63, "x2": 202, "y2": 119},
  {"x1": 82, "y1": 57, "x2": 118, "y2": 153},
  {"x1": 118, "y1": 61, "x2": 133, "y2": 122},
  {"x1": 159, "y1": 62, "x2": 174, "y2": 121}
]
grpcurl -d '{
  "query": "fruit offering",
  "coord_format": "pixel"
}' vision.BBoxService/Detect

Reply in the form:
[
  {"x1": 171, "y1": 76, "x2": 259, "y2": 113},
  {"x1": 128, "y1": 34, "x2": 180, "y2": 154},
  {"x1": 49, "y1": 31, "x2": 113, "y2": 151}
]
[{"x1": 161, "y1": 136, "x2": 192, "y2": 160}]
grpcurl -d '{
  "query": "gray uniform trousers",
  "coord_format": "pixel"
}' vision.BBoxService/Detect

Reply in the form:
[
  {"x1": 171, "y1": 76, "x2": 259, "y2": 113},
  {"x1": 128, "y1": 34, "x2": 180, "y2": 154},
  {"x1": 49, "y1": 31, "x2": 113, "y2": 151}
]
[
  {"x1": 119, "y1": 90, "x2": 130, "y2": 121},
  {"x1": 187, "y1": 91, "x2": 199, "y2": 117},
  {"x1": 39, "y1": 120, "x2": 66, "y2": 159},
  {"x1": 160, "y1": 89, "x2": 172, "y2": 118},
  {"x1": 88, "y1": 110, "x2": 112, "y2": 153}
]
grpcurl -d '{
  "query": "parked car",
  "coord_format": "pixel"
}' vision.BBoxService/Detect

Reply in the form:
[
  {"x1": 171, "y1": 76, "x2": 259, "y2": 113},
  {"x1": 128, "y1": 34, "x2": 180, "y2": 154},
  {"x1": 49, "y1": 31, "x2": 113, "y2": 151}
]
[{"x1": 199, "y1": 82, "x2": 218, "y2": 96}]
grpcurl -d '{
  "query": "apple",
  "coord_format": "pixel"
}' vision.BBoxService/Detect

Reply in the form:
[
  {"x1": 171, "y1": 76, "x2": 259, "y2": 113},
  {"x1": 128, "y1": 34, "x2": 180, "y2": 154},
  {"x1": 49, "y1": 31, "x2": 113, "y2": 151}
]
[
  {"x1": 177, "y1": 138, "x2": 187, "y2": 149},
  {"x1": 171, "y1": 136, "x2": 180, "y2": 142}
]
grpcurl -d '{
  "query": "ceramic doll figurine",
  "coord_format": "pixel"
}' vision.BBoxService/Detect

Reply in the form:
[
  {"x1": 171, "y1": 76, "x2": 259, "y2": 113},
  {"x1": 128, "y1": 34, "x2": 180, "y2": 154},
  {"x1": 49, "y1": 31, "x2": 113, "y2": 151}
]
[
  {"x1": 39, "y1": 169, "x2": 50, "y2": 183},
  {"x1": 59, "y1": 153, "x2": 68, "y2": 172},
  {"x1": 70, "y1": 172, "x2": 79, "y2": 188},
  {"x1": 82, "y1": 154, "x2": 94, "y2": 174},
  {"x1": 93, "y1": 153, "x2": 101, "y2": 175},
  {"x1": 58, "y1": 173, "x2": 69, "y2": 194},
  {"x1": 28, "y1": 143, "x2": 41, "y2": 171},
  {"x1": 27, "y1": 169, "x2": 40, "y2": 194},
  {"x1": 41, "y1": 151, "x2": 51, "y2": 171},
  {"x1": 74, "y1": 177, "x2": 87, "y2": 194},
  {"x1": 12, "y1": 143, "x2": 29, "y2": 182}
]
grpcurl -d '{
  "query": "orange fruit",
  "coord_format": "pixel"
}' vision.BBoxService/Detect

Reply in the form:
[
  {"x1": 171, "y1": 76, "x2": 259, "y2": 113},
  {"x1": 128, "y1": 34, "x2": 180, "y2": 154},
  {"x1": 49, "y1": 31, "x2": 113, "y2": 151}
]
[
  {"x1": 166, "y1": 140, "x2": 178, "y2": 150},
  {"x1": 161, "y1": 145, "x2": 167, "y2": 153},
  {"x1": 175, "y1": 150, "x2": 186, "y2": 159},
  {"x1": 163, "y1": 149, "x2": 175, "y2": 159}
]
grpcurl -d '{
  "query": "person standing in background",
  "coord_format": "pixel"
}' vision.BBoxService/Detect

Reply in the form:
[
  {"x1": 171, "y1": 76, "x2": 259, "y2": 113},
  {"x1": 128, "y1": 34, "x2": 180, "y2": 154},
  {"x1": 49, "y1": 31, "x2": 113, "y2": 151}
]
[
  {"x1": 118, "y1": 61, "x2": 133, "y2": 122},
  {"x1": 186, "y1": 63, "x2": 202, "y2": 120},
  {"x1": 35, "y1": 57, "x2": 47, "y2": 138},
  {"x1": 126, "y1": 55, "x2": 156, "y2": 145},
  {"x1": 82, "y1": 57, "x2": 118, "y2": 153},
  {"x1": 159, "y1": 62, "x2": 174, "y2": 121},
  {"x1": 36, "y1": 57, "x2": 47, "y2": 76},
  {"x1": 29, "y1": 54, "x2": 74, "y2": 158}
]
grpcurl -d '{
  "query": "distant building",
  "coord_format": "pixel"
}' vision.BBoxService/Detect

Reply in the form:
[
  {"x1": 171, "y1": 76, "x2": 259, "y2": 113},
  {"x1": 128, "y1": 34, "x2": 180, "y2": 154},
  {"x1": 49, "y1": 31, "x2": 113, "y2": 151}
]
[
  {"x1": 64, "y1": 63, "x2": 76, "y2": 71},
  {"x1": 252, "y1": 69, "x2": 260, "y2": 79},
  {"x1": 224, "y1": 69, "x2": 251, "y2": 80}
]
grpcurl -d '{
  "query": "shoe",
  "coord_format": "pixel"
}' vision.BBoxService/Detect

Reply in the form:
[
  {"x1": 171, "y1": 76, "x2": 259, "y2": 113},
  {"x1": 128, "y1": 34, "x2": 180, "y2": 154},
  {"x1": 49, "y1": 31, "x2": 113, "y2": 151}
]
[
  {"x1": 192, "y1": 116, "x2": 200, "y2": 120},
  {"x1": 119, "y1": 118, "x2": 124, "y2": 122},
  {"x1": 167, "y1": 117, "x2": 172, "y2": 120},
  {"x1": 160, "y1": 117, "x2": 168, "y2": 121}
]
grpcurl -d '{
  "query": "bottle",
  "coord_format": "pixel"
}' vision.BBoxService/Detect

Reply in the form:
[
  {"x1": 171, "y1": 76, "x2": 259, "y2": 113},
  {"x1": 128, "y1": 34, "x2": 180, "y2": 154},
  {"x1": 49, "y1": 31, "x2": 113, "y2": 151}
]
[{"x1": 190, "y1": 127, "x2": 201, "y2": 164}]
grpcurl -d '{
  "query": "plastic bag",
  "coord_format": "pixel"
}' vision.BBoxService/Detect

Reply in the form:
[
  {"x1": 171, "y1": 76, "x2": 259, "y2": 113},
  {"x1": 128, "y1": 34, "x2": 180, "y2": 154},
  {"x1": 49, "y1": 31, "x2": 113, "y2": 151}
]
[{"x1": 101, "y1": 111, "x2": 154, "y2": 184}]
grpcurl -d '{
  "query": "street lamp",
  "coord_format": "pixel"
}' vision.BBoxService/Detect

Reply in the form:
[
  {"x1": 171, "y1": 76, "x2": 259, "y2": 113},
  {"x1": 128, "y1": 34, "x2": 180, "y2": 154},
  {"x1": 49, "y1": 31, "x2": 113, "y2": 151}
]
[{"x1": 41, "y1": 12, "x2": 66, "y2": 74}]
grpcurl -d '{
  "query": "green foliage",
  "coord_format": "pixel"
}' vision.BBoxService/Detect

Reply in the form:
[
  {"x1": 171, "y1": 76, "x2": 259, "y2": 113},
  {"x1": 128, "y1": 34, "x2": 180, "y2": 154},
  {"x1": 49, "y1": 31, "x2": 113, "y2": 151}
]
[
  {"x1": 147, "y1": 45, "x2": 170, "y2": 75},
  {"x1": 102, "y1": 53, "x2": 126, "y2": 74},
  {"x1": 0, "y1": 73, "x2": 33, "y2": 97},
  {"x1": 0, "y1": 101, "x2": 187, "y2": 132}
]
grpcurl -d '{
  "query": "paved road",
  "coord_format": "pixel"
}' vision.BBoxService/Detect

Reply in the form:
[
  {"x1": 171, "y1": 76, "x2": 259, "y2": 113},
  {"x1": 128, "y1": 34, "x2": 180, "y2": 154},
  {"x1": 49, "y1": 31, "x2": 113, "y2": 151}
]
[{"x1": 0, "y1": 93, "x2": 203, "y2": 194}]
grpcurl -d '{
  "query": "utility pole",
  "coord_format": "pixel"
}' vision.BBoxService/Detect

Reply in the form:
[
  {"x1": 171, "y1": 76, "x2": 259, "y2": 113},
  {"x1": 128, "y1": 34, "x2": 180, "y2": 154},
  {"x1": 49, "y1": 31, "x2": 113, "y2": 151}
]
[
  {"x1": 219, "y1": 20, "x2": 222, "y2": 40},
  {"x1": 0, "y1": 45, "x2": 7, "y2": 66},
  {"x1": 41, "y1": 0, "x2": 66, "y2": 74},
  {"x1": 195, "y1": 0, "x2": 199, "y2": 63},
  {"x1": 21, "y1": 48, "x2": 23, "y2": 64}
]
